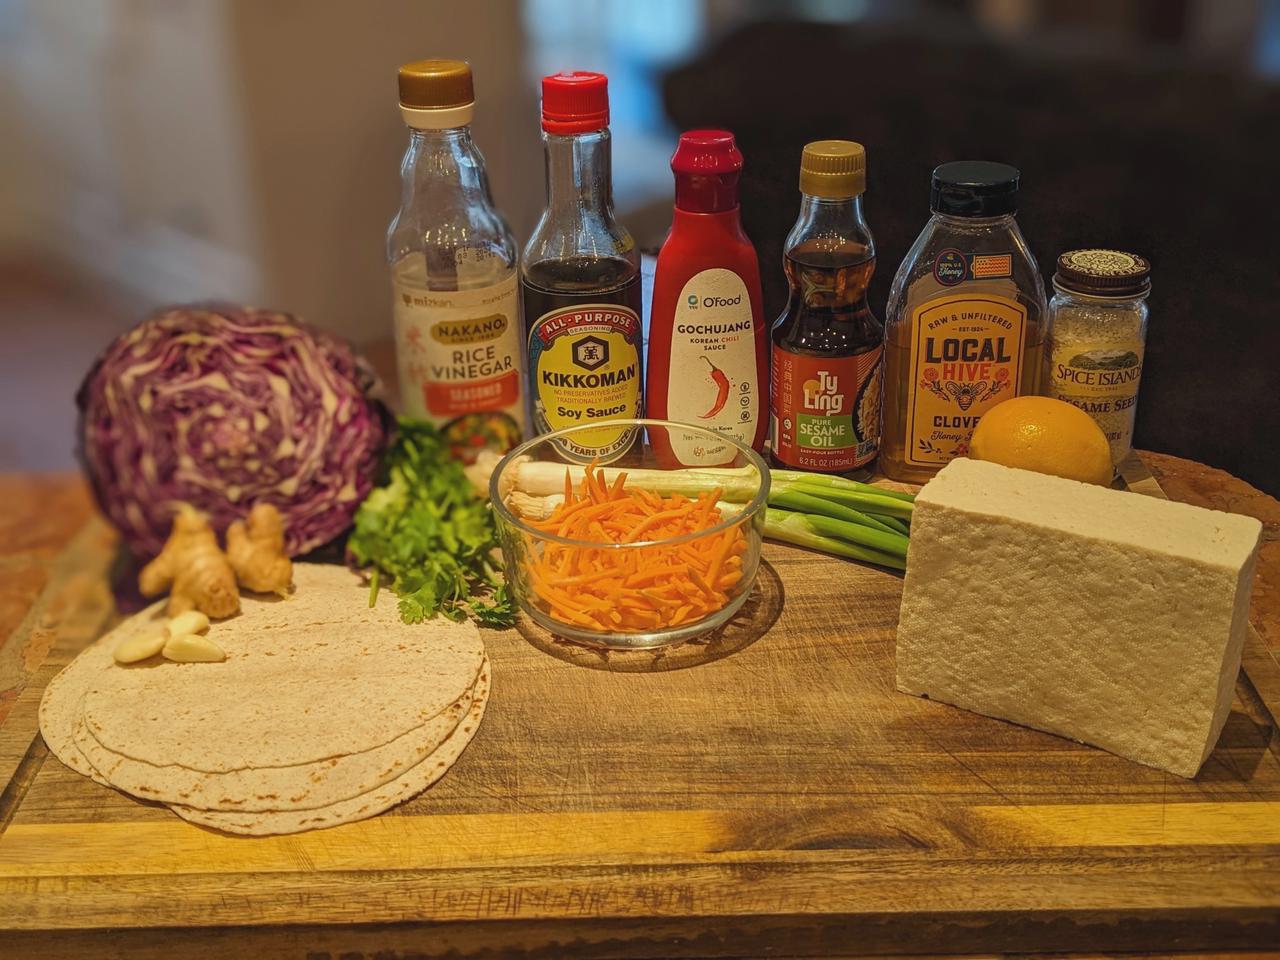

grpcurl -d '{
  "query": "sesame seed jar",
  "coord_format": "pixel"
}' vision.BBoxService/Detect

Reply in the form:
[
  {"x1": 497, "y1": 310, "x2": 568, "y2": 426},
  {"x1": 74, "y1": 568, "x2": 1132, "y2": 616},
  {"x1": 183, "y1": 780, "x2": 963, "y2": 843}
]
[{"x1": 1042, "y1": 249, "x2": 1151, "y2": 468}]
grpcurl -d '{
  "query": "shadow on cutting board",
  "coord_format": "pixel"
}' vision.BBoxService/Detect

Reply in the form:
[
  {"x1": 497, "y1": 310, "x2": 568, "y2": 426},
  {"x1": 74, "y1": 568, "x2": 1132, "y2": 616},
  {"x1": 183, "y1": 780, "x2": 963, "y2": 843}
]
[
  {"x1": 515, "y1": 559, "x2": 785, "y2": 673},
  {"x1": 1196, "y1": 708, "x2": 1273, "y2": 783}
]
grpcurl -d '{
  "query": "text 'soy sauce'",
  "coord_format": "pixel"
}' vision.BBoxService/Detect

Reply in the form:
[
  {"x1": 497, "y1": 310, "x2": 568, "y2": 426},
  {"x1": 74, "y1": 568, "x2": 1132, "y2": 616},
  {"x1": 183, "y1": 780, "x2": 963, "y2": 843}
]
[{"x1": 521, "y1": 72, "x2": 643, "y2": 464}]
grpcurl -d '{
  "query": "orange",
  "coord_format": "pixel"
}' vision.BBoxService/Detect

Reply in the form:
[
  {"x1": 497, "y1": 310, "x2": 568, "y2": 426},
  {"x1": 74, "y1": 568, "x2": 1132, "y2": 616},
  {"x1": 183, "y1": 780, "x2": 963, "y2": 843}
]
[{"x1": 968, "y1": 396, "x2": 1113, "y2": 485}]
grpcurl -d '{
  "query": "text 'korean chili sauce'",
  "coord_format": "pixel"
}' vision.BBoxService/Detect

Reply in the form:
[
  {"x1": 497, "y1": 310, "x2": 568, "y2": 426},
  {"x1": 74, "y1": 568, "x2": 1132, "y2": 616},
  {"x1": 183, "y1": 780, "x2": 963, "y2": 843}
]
[{"x1": 647, "y1": 130, "x2": 767, "y2": 467}]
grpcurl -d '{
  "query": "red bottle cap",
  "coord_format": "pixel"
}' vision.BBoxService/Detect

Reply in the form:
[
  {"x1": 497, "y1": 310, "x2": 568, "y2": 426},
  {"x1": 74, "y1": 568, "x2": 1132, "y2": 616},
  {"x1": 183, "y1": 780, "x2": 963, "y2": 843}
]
[
  {"x1": 671, "y1": 129, "x2": 743, "y2": 213},
  {"x1": 541, "y1": 72, "x2": 609, "y2": 134}
]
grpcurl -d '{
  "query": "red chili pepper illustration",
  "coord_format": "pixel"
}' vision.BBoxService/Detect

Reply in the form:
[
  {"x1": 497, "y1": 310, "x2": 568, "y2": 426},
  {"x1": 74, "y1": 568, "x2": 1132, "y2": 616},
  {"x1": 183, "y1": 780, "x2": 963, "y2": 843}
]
[{"x1": 699, "y1": 356, "x2": 731, "y2": 419}]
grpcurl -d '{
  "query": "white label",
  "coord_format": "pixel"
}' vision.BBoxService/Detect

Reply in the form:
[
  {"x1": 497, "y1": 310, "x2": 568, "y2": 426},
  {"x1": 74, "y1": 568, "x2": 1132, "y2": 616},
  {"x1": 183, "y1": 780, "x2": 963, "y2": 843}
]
[
  {"x1": 392, "y1": 265, "x2": 525, "y2": 458},
  {"x1": 665, "y1": 268, "x2": 760, "y2": 463}
]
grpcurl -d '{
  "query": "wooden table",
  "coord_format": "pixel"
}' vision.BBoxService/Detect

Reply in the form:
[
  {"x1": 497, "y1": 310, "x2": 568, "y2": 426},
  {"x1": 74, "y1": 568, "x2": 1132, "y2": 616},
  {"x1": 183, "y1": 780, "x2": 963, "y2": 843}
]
[{"x1": 1, "y1": 454, "x2": 1278, "y2": 958}]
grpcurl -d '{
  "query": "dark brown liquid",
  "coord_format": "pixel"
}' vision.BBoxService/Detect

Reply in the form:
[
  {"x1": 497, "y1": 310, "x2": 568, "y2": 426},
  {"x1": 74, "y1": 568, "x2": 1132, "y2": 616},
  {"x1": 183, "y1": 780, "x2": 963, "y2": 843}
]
[
  {"x1": 772, "y1": 240, "x2": 880, "y2": 357},
  {"x1": 521, "y1": 256, "x2": 641, "y2": 319},
  {"x1": 771, "y1": 240, "x2": 883, "y2": 476}
]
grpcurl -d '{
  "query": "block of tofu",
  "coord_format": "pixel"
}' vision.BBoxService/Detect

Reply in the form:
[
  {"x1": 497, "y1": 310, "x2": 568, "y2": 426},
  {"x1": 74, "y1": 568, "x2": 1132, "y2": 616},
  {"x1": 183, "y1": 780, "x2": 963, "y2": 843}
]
[{"x1": 896, "y1": 458, "x2": 1262, "y2": 778}]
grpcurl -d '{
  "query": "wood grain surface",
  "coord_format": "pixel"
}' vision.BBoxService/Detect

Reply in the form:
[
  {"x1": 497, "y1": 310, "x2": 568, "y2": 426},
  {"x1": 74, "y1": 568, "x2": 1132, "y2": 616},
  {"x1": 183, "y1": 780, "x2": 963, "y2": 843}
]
[{"x1": 0, "y1": 455, "x2": 1277, "y2": 959}]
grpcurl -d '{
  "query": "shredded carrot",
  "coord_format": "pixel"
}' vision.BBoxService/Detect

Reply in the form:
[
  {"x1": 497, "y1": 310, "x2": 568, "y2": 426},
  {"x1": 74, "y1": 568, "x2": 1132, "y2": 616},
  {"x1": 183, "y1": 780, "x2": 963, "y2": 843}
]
[
  {"x1": 526, "y1": 463, "x2": 748, "y2": 634},
  {"x1": 608, "y1": 471, "x2": 629, "y2": 500}
]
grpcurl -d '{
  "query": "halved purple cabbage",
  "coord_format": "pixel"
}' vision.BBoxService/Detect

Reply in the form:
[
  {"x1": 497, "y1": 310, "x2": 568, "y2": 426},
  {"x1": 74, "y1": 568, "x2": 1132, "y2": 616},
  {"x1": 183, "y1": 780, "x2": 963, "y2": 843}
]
[{"x1": 77, "y1": 304, "x2": 389, "y2": 559}]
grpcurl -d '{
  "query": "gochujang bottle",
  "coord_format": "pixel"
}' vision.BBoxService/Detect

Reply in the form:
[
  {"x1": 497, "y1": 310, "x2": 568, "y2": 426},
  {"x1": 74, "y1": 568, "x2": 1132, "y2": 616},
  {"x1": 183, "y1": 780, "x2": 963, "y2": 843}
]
[
  {"x1": 647, "y1": 129, "x2": 767, "y2": 467},
  {"x1": 521, "y1": 71, "x2": 643, "y2": 463},
  {"x1": 770, "y1": 141, "x2": 883, "y2": 478}
]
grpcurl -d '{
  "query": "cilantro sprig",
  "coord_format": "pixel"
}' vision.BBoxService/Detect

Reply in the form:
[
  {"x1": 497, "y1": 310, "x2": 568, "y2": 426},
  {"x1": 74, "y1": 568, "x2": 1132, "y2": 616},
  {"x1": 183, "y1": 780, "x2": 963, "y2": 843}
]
[{"x1": 347, "y1": 419, "x2": 513, "y2": 627}]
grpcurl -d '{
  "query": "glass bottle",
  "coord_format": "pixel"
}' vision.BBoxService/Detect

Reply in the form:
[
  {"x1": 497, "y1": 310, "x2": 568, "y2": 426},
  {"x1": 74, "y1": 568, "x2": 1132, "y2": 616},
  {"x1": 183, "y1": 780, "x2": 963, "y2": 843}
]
[
  {"x1": 1042, "y1": 249, "x2": 1151, "y2": 468},
  {"x1": 387, "y1": 59, "x2": 523, "y2": 462},
  {"x1": 770, "y1": 141, "x2": 883, "y2": 478},
  {"x1": 881, "y1": 161, "x2": 1047, "y2": 483},
  {"x1": 521, "y1": 71, "x2": 643, "y2": 464}
]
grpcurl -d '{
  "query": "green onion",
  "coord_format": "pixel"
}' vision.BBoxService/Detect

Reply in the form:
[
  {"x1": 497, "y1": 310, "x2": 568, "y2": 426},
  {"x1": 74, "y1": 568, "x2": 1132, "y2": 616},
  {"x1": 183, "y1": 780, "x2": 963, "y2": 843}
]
[
  {"x1": 762, "y1": 508, "x2": 907, "y2": 570},
  {"x1": 768, "y1": 487, "x2": 904, "y2": 538},
  {"x1": 771, "y1": 469, "x2": 917, "y2": 502},
  {"x1": 786, "y1": 481, "x2": 915, "y2": 521},
  {"x1": 801, "y1": 512, "x2": 908, "y2": 559},
  {"x1": 877, "y1": 515, "x2": 911, "y2": 537}
]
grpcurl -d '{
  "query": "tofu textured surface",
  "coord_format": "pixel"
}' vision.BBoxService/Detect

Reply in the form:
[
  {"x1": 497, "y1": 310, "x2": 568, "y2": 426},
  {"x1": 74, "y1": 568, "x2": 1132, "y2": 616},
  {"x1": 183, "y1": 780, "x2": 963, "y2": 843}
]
[{"x1": 895, "y1": 458, "x2": 1262, "y2": 778}]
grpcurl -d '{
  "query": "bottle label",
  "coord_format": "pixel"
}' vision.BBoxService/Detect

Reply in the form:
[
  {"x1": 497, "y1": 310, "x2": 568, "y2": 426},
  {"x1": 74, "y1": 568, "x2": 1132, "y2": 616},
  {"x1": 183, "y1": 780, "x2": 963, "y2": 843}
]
[
  {"x1": 933, "y1": 249, "x2": 1014, "y2": 286},
  {"x1": 392, "y1": 271, "x2": 524, "y2": 460},
  {"x1": 904, "y1": 292, "x2": 1027, "y2": 468},
  {"x1": 1044, "y1": 336, "x2": 1145, "y2": 460},
  {"x1": 770, "y1": 345, "x2": 883, "y2": 472},
  {"x1": 664, "y1": 268, "x2": 760, "y2": 463},
  {"x1": 528, "y1": 302, "x2": 642, "y2": 463}
]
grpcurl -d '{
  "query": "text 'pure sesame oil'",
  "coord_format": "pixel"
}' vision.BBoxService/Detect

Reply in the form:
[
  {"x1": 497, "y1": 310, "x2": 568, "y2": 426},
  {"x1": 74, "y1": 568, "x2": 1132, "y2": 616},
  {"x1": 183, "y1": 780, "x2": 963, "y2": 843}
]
[{"x1": 770, "y1": 141, "x2": 884, "y2": 479}]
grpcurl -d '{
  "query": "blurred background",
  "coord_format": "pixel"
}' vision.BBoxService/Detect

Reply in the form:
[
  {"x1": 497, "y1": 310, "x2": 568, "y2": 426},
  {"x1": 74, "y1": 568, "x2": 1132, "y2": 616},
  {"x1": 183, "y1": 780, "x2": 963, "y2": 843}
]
[{"x1": 2, "y1": 0, "x2": 1278, "y2": 490}]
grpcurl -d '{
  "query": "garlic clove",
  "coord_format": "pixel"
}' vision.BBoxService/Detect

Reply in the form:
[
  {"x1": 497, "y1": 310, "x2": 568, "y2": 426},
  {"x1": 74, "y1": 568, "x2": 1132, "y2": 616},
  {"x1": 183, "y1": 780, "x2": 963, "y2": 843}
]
[
  {"x1": 162, "y1": 633, "x2": 226, "y2": 663},
  {"x1": 166, "y1": 610, "x2": 211, "y2": 636},
  {"x1": 113, "y1": 633, "x2": 167, "y2": 665}
]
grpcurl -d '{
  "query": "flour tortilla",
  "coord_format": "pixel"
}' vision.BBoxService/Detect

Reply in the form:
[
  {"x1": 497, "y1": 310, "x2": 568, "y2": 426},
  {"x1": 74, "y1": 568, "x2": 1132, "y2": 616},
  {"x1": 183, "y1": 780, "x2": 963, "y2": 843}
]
[
  {"x1": 79, "y1": 564, "x2": 485, "y2": 772},
  {"x1": 72, "y1": 673, "x2": 478, "y2": 812},
  {"x1": 38, "y1": 604, "x2": 169, "y2": 785},
  {"x1": 171, "y1": 659, "x2": 491, "y2": 835}
]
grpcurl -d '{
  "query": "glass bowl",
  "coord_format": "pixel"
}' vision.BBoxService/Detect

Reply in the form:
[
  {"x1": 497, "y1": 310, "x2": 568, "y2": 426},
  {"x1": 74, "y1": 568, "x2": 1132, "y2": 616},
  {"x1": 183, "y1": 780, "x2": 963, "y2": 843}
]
[{"x1": 490, "y1": 419, "x2": 769, "y2": 649}]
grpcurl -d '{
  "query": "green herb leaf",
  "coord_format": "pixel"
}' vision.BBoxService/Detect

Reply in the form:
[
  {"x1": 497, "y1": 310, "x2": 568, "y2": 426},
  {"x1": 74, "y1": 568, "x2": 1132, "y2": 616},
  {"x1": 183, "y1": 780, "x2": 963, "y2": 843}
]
[{"x1": 348, "y1": 418, "x2": 515, "y2": 628}]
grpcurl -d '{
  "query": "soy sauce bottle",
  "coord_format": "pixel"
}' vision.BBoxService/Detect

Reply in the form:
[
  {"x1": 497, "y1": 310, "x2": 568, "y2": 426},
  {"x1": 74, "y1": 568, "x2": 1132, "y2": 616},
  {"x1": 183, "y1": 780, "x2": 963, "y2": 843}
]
[
  {"x1": 770, "y1": 141, "x2": 883, "y2": 478},
  {"x1": 521, "y1": 71, "x2": 643, "y2": 463}
]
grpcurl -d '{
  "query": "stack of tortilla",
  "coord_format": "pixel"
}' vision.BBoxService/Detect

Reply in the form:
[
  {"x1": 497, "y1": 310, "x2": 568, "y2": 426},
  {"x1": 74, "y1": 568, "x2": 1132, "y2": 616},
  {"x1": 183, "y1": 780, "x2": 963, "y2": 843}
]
[{"x1": 39, "y1": 563, "x2": 490, "y2": 836}]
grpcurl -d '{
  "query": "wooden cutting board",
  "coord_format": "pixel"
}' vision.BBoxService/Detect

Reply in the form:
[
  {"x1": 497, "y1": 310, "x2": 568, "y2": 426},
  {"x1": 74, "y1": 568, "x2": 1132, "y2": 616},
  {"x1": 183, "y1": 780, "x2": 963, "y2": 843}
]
[{"x1": 0, "y1": 458, "x2": 1278, "y2": 959}]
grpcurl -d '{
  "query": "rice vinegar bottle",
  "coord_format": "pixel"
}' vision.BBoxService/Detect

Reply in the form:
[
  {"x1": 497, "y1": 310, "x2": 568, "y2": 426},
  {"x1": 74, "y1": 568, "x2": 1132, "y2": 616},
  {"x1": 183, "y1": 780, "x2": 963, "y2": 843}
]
[
  {"x1": 388, "y1": 60, "x2": 524, "y2": 462},
  {"x1": 881, "y1": 161, "x2": 1047, "y2": 483}
]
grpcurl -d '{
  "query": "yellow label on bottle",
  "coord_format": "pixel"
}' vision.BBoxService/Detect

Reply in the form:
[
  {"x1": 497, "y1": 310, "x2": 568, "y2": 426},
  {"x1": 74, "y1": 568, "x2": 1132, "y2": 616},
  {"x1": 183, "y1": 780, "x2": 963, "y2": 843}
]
[
  {"x1": 905, "y1": 292, "x2": 1027, "y2": 467},
  {"x1": 528, "y1": 303, "x2": 642, "y2": 463}
]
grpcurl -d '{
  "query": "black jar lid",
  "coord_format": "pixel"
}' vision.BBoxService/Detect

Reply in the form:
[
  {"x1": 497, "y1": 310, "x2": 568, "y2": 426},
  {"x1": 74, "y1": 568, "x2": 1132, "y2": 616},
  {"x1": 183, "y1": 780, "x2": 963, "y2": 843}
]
[
  {"x1": 1054, "y1": 249, "x2": 1152, "y2": 298},
  {"x1": 930, "y1": 161, "x2": 1020, "y2": 217}
]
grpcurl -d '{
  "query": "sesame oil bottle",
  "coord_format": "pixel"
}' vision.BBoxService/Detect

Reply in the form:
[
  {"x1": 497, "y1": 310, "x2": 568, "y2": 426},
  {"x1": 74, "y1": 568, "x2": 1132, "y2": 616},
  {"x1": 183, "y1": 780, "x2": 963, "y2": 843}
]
[{"x1": 770, "y1": 141, "x2": 883, "y2": 478}]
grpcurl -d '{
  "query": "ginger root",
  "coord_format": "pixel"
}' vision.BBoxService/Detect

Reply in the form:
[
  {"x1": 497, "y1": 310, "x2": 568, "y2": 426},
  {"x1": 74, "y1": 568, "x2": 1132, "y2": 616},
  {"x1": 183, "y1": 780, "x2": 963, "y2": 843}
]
[
  {"x1": 226, "y1": 503, "x2": 293, "y2": 595},
  {"x1": 139, "y1": 505, "x2": 240, "y2": 619}
]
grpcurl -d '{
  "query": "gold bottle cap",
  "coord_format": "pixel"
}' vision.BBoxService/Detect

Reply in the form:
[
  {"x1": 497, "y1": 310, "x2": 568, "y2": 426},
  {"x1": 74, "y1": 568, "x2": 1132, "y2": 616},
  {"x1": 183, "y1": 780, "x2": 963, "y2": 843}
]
[
  {"x1": 398, "y1": 59, "x2": 474, "y2": 109},
  {"x1": 800, "y1": 140, "x2": 866, "y2": 198}
]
